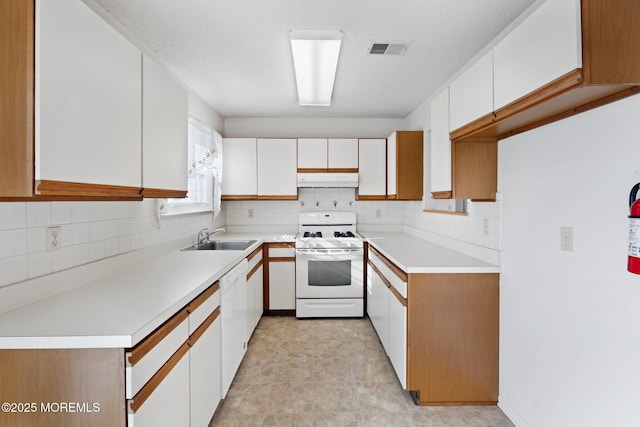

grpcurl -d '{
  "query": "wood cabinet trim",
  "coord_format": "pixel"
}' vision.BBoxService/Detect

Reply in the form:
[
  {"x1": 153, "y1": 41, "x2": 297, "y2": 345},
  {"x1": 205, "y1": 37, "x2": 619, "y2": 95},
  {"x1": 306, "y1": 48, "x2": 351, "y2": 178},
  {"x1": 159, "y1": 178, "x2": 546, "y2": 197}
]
[
  {"x1": 423, "y1": 209, "x2": 469, "y2": 217},
  {"x1": 431, "y1": 191, "x2": 453, "y2": 199},
  {"x1": 356, "y1": 194, "x2": 389, "y2": 201},
  {"x1": 127, "y1": 308, "x2": 189, "y2": 366},
  {"x1": 268, "y1": 257, "x2": 295, "y2": 262},
  {"x1": 188, "y1": 306, "x2": 220, "y2": 348},
  {"x1": 367, "y1": 259, "x2": 407, "y2": 307},
  {"x1": 129, "y1": 340, "x2": 190, "y2": 413},
  {"x1": 36, "y1": 180, "x2": 143, "y2": 200},
  {"x1": 187, "y1": 282, "x2": 219, "y2": 314},
  {"x1": 221, "y1": 194, "x2": 258, "y2": 201},
  {"x1": 257, "y1": 195, "x2": 298, "y2": 200},
  {"x1": 247, "y1": 260, "x2": 263, "y2": 280},
  {"x1": 141, "y1": 188, "x2": 187, "y2": 198},
  {"x1": 247, "y1": 246, "x2": 263, "y2": 262},
  {"x1": 369, "y1": 246, "x2": 408, "y2": 282}
]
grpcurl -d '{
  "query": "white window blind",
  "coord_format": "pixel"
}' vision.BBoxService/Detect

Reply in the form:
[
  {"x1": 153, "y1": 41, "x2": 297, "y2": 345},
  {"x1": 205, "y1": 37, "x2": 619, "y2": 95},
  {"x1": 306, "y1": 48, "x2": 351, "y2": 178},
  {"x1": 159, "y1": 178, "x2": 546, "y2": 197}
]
[{"x1": 165, "y1": 116, "x2": 222, "y2": 216}]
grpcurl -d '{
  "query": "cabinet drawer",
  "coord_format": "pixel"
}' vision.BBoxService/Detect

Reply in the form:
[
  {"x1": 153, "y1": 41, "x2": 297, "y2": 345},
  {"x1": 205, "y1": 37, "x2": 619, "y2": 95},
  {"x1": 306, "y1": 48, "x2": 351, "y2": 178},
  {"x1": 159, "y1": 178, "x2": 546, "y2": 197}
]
[
  {"x1": 125, "y1": 309, "x2": 189, "y2": 399},
  {"x1": 269, "y1": 247, "x2": 295, "y2": 258},
  {"x1": 188, "y1": 283, "x2": 220, "y2": 335},
  {"x1": 369, "y1": 249, "x2": 407, "y2": 299},
  {"x1": 247, "y1": 246, "x2": 263, "y2": 273}
]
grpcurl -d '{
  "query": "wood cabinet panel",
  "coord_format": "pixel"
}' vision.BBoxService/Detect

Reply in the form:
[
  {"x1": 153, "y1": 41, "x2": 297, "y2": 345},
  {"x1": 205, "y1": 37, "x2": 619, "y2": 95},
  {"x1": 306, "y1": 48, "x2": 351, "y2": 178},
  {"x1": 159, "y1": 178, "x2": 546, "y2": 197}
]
[
  {"x1": 394, "y1": 131, "x2": 423, "y2": 200},
  {"x1": 451, "y1": 139, "x2": 497, "y2": 201},
  {"x1": 0, "y1": 348, "x2": 125, "y2": 427},
  {"x1": 408, "y1": 273, "x2": 499, "y2": 405},
  {"x1": 0, "y1": 0, "x2": 34, "y2": 198}
]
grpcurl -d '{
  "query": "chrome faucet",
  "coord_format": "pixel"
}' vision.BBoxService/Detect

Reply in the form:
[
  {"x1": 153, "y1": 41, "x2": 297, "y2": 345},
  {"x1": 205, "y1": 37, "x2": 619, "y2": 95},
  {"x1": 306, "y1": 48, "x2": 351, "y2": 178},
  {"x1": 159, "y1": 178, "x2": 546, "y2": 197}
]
[{"x1": 197, "y1": 227, "x2": 226, "y2": 245}]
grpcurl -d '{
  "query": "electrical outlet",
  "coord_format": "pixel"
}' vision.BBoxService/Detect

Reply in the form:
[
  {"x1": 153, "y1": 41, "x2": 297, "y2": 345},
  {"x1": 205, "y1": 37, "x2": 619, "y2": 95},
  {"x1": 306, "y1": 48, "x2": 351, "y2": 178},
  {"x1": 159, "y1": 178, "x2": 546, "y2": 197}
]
[
  {"x1": 248, "y1": 208, "x2": 255, "y2": 218},
  {"x1": 375, "y1": 208, "x2": 382, "y2": 218},
  {"x1": 483, "y1": 218, "x2": 489, "y2": 236},
  {"x1": 46, "y1": 226, "x2": 62, "y2": 252},
  {"x1": 560, "y1": 227, "x2": 574, "y2": 252}
]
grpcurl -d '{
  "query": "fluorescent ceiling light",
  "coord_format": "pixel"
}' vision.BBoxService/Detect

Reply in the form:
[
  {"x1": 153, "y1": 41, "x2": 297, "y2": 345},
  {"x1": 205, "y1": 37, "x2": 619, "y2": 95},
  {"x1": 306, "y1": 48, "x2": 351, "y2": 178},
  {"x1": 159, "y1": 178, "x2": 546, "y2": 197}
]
[{"x1": 289, "y1": 30, "x2": 342, "y2": 106}]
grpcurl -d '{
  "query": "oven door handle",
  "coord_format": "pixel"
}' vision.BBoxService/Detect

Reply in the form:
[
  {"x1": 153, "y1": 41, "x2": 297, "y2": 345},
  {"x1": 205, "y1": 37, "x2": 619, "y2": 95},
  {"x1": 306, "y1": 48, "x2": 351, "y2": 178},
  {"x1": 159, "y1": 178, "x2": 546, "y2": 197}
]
[{"x1": 295, "y1": 249, "x2": 363, "y2": 260}]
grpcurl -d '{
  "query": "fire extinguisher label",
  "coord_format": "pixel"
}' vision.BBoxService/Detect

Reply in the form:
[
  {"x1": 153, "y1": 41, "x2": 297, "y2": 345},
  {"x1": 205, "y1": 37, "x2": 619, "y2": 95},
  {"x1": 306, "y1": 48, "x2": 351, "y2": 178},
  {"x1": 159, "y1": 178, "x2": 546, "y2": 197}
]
[{"x1": 630, "y1": 217, "x2": 640, "y2": 258}]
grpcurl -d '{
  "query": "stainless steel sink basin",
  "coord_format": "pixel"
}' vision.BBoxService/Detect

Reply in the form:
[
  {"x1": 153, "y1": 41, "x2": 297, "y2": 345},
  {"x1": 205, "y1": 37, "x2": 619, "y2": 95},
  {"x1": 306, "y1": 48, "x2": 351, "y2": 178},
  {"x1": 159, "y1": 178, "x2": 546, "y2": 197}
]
[{"x1": 182, "y1": 240, "x2": 257, "y2": 251}]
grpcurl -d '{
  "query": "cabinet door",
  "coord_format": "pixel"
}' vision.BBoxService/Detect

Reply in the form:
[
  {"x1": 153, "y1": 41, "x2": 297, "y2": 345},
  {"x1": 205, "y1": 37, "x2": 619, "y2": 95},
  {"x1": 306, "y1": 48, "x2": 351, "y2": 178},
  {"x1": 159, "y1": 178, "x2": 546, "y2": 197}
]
[
  {"x1": 430, "y1": 88, "x2": 451, "y2": 197},
  {"x1": 369, "y1": 266, "x2": 389, "y2": 353},
  {"x1": 142, "y1": 54, "x2": 188, "y2": 195},
  {"x1": 493, "y1": 0, "x2": 581, "y2": 110},
  {"x1": 257, "y1": 138, "x2": 297, "y2": 198},
  {"x1": 190, "y1": 316, "x2": 221, "y2": 427},
  {"x1": 222, "y1": 138, "x2": 257, "y2": 198},
  {"x1": 449, "y1": 51, "x2": 494, "y2": 131},
  {"x1": 328, "y1": 138, "x2": 358, "y2": 170},
  {"x1": 128, "y1": 351, "x2": 190, "y2": 427},
  {"x1": 298, "y1": 138, "x2": 327, "y2": 170},
  {"x1": 253, "y1": 265, "x2": 264, "y2": 331},
  {"x1": 388, "y1": 292, "x2": 407, "y2": 389},
  {"x1": 36, "y1": 0, "x2": 141, "y2": 189},
  {"x1": 358, "y1": 138, "x2": 386, "y2": 198},
  {"x1": 387, "y1": 133, "x2": 397, "y2": 198},
  {"x1": 268, "y1": 261, "x2": 296, "y2": 310},
  {"x1": 246, "y1": 266, "x2": 258, "y2": 338}
]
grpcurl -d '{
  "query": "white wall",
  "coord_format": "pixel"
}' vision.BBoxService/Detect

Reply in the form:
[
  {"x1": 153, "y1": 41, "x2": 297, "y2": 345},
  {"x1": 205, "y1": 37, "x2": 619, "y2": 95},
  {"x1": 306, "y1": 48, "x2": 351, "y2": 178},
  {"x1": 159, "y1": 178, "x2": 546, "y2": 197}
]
[
  {"x1": 224, "y1": 117, "x2": 403, "y2": 138},
  {"x1": 498, "y1": 95, "x2": 640, "y2": 427},
  {"x1": 189, "y1": 91, "x2": 225, "y2": 134}
]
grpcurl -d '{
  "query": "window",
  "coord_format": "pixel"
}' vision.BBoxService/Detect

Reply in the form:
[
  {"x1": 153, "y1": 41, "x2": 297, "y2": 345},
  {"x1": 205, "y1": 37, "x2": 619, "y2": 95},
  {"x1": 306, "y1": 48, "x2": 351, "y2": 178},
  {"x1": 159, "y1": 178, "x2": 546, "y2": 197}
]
[{"x1": 165, "y1": 116, "x2": 222, "y2": 216}]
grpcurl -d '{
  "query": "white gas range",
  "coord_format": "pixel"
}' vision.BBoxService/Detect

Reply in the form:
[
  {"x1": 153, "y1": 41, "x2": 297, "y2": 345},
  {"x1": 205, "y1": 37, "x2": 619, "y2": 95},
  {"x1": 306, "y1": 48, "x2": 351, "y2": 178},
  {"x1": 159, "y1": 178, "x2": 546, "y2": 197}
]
[{"x1": 295, "y1": 212, "x2": 364, "y2": 318}]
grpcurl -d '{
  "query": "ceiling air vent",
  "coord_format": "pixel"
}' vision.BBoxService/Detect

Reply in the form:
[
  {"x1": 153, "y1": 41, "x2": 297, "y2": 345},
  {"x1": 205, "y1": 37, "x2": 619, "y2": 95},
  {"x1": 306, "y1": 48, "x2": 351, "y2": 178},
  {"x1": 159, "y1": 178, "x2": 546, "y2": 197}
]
[{"x1": 367, "y1": 42, "x2": 409, "y2": 56}]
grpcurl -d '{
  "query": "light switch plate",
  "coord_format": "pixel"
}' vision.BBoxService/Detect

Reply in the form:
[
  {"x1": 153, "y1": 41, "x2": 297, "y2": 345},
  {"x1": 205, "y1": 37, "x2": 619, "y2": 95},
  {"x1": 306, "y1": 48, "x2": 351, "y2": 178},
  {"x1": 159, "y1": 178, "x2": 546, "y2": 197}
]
[{"x1": 560, "y1": 227, "x2": 573, "y2": 252}]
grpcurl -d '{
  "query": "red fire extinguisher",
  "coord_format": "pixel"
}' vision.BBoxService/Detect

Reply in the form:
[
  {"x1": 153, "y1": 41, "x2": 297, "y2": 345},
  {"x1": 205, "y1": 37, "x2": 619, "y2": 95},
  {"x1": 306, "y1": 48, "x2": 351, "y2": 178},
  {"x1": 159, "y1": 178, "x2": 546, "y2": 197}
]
[{"x1": 629, "y1": 183, "x2": 640, "y2": 274}]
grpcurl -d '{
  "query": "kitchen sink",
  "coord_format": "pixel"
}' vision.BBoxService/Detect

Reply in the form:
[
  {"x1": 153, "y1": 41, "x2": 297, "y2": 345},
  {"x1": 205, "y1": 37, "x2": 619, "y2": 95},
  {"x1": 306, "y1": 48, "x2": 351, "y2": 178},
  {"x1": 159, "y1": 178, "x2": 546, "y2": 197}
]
[{"x1": 182, "y1": 240, "x2": 257, "y2": 251}]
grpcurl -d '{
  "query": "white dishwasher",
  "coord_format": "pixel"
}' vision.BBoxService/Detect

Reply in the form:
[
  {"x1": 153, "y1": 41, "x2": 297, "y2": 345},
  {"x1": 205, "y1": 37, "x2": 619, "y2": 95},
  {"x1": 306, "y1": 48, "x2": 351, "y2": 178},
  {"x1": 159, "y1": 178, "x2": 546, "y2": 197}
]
[{"x1": 220, "y1": 259, "x2": 248, "y2": 398}]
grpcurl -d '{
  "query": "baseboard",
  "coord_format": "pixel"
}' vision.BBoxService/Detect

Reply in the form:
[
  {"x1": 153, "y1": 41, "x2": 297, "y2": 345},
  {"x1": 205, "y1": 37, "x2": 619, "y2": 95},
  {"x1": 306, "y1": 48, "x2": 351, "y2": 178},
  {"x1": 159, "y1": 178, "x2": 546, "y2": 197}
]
[{"x1": 498, "y1": 395, "x2": 532, "y2": 427}]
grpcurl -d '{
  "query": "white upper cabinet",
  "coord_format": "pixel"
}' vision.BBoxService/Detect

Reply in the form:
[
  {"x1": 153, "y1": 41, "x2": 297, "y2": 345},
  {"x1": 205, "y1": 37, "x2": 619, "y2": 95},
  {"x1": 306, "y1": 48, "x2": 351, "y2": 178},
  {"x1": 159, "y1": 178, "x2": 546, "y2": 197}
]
[
  {"x1": 449, "y1": 51, "x2": 494, "y2": 131},
  {"x1": 257, "y1": 138, "x2": 297, "y2": 198},
  {"x1": 298, "y1": 138, "x2": 358, "y2": 170},
  {"x1": 297, "y1": 138, "x2": 328, "y2": 169},
  {"x1": 142, "y1": 54, "x2": 188, "y2": 194},
  {"x1": 430, "y1": 88, "x2": 451, "y2": 195},
  {"x1": 222, "y1": 138, "x2": 258, "y2": 198},
  {"x1": 328, "y1": 138, "x2": 358, "y2": 170},
  {"x1": 493, "y1": 0, "x2": 581, "y2": 110},
  {"x1": 36, "y1": 0, "x2": 142, "y2": 188},
  {"x1": 357, "y1": 138, "x2": 386, "y2": 197},
  {"x1": 386, "y1": 132, "x2": 397, "y2": 198}
]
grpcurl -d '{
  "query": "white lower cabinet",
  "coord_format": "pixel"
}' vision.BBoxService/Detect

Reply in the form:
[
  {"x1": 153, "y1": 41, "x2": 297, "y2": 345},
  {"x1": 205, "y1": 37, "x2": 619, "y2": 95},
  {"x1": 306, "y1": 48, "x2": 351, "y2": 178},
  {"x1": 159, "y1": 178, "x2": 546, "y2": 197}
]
[
  {"x1": 368, "y1": 263, "x2": 389, "y2": 353},
  {"x1": 367, "y1": 248, "x2": 408, "y2": 388},
  {"x1": 246, "y1": 247, "x2": 264, "y2": 338},
  {"x1": 128, "y1": 352, "x2": 190, "y2": 427},
  {"x1": 190, "y1": 316, "x2": 221, "y2": 427},
  {"x1": 266, "y1": 245, "x2": 296, "y2": 310},
  {"x1": 388, "y1": 291, "x2": 407, "y2": 389},
  {"x1": 127, "y1": 283, "x2": 221, "y2": 427}
]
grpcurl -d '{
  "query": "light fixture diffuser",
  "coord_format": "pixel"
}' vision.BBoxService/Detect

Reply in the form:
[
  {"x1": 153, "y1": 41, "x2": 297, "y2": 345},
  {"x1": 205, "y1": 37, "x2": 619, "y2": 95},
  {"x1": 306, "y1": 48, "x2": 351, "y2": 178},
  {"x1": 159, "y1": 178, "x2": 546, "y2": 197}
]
[{"x1": 289, "y1": 30, "x2": 342, "y2": 106}]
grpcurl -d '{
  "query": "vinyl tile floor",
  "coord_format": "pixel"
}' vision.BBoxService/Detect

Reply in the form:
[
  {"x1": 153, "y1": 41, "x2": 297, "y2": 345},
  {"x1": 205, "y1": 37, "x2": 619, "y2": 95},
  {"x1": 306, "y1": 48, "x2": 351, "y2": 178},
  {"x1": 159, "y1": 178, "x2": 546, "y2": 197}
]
[{"x1": 210, "y1": 316, "x2": 514, "y2": 427}]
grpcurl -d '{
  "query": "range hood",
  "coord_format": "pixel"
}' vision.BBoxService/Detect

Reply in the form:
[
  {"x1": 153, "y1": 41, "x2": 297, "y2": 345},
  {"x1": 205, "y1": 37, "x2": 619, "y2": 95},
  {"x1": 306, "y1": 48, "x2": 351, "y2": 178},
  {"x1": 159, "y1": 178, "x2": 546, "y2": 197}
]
[{"x1": 297, "y1": 173, "x2": 359, "y2": 188}]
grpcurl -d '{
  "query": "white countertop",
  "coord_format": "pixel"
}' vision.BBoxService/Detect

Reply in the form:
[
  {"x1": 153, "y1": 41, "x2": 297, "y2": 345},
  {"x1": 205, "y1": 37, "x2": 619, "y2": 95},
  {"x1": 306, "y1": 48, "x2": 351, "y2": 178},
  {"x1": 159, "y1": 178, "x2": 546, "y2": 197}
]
[
  {"x1": 362, "y1": 232, "x2": 500, "y2": 274},
  {"x1": 0, "y1": 235, "x2": 295, "y2": 350},
  {"x1": 0, "y1": 231, "x2": 495, "y2": 349}
]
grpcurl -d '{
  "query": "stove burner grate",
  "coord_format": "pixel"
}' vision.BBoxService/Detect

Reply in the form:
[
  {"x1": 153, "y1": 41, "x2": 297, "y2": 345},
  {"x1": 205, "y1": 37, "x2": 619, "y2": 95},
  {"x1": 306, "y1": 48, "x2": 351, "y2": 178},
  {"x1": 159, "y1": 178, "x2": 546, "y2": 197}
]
[
  {"x1": 334, "y1": 231, "x2": 356, "y2": 238},
  {"x1": 303, "y1": 231, "x2": 323, "y2": 238}
]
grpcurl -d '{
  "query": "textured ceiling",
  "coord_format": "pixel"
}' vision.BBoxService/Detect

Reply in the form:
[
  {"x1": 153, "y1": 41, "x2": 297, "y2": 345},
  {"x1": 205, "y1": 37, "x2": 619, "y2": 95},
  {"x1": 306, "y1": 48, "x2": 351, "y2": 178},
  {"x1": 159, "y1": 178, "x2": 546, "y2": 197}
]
[{"x1": 90, "y1": 0, "x2": 537, "y2": 119}]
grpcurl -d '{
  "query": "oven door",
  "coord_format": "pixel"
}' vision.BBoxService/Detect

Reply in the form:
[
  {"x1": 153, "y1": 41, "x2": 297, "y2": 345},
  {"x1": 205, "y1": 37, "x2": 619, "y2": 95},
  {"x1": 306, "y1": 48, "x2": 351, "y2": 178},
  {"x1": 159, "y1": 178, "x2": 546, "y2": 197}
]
[{"x1": 295, "y1": 248, "x2": 363, "y2": 299}]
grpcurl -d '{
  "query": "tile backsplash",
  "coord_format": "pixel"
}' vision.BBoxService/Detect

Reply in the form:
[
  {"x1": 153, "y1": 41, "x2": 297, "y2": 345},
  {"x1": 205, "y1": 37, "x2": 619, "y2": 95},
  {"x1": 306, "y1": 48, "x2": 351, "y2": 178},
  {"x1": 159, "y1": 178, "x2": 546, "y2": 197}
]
[
  {"x1": 225, "y1": 188, "x2": 406, "y2": 228},
  {"x1": 0, "y1": 200, "x2": 222, "y2": 287}
]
